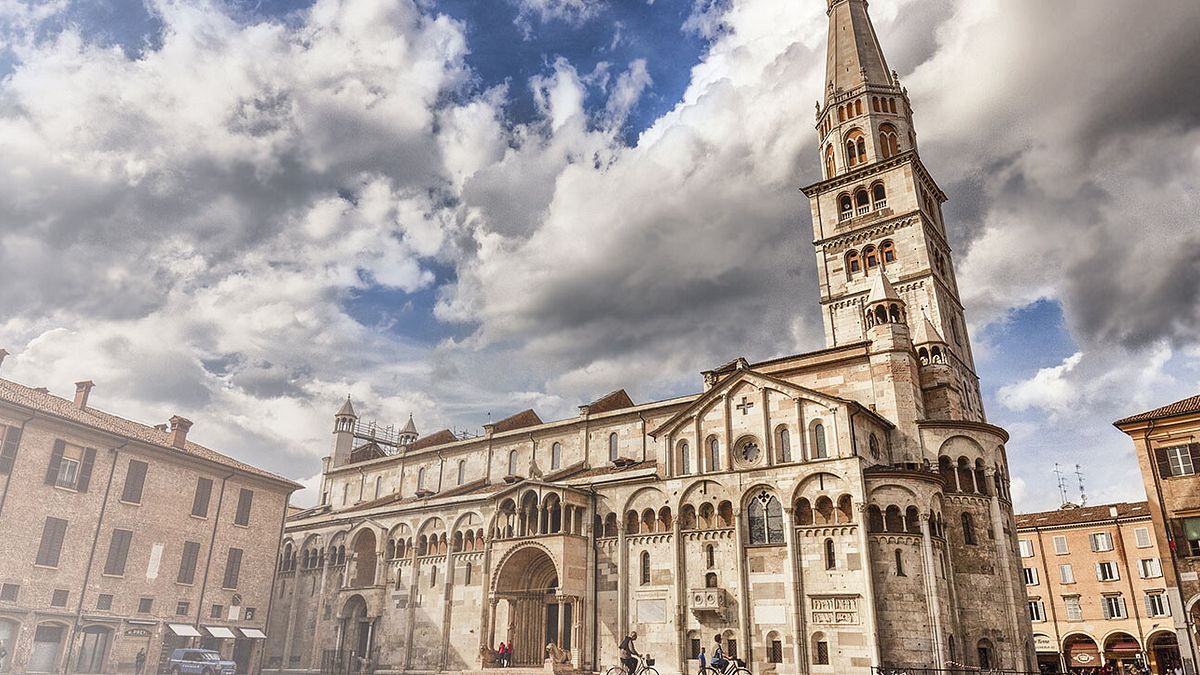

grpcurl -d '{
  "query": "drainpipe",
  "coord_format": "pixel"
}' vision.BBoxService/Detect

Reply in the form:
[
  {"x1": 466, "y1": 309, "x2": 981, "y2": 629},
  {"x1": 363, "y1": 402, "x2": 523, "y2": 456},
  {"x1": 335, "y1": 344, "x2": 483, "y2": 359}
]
[
  {"x1": 637, "y1": 414, "x2": 648, "y2": 463},
  {"x1": 196, "y1": 471, "x2": 237, "y2": 637},
  {"x1": 1143, "y1": 418, "x2": 1200, "y2": 673},
  {"x1": 0, "y1": 412, "x2": 34, "y2": 517},
  {"x1": 589, "y1": 485, "x2": 599, "y2": 671},
  {"x1": 64, "y1": 442, "x2": 126, "y2": 674}
]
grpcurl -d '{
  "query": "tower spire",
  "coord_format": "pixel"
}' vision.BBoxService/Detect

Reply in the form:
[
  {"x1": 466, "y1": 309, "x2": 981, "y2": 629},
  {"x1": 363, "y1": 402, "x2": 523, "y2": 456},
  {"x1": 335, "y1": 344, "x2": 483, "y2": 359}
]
[{"x1": 824, "y1": 0, "x2": 896, "y2": 103}]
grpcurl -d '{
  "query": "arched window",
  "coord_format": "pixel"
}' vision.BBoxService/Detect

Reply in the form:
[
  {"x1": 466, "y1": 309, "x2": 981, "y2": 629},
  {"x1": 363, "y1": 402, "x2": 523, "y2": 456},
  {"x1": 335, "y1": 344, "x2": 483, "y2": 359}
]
[
  {"x1": 708, "y1": 437, "x2": 721, "y2": 472},
  {"x1": 640, "y1": 551, "x2": 651, "y2": 585},
  {"x1": 888, "y1": 98, "x2": 897, "y2": 114},
  {"x1": 417, "y1": 467, "x2": 426, "y2": 490},
  {"x1": 857, "y1": 136, "x2": 867, "y2": 163},
  {"x1": 430, "y1": 565, "x2": 437, "y2": 587},
  {"x1": 879, "y1": 123, "x2": 900, "y2": 159},
  {"x1": 551, "y1": 442, "x2": 562, "y2": 470},
  {"x1": 824, "y1": 145, "x2": 836, "y2": 178},
  {"x1": 880, "y1": 239, "x2": 896, "y2": 264},
  {"x1": 464, "y1": 562, "x2": 473, "y2": 585},
  {"x1": 962, "y1": 512, "x2": 977, "y2": 545},
  {"x1": 839, "y1": 194, "x2": 853, "y2": 221},
  {"x1": 678, "y1": 441, "x2": 690, "y2": 475},
  {"x1": 508, "y1": 450, "x2": 518, "y2": 476},
  {"x1": 872, "y1": 183, "x2": 887, "y2": 209},
  {"x1": 854, "y1": 189, "x2": 870, "y2": 215},
  {"x1": 872, "y1": 96, "x2": 880, "y2": 112},
  {"x1": 867, "y1": 505, "x2": 884, "y2": 532},
  {"x1": 863, "y1": 245, "x2": 879, "y2": 269},
  {"x1": 894, "y1": 549, "x2": 905, "y2": 576},
  {"x1": 812, "y1": 633, "x2": 830, "y2": 665},
  {"x1": 838, "y1": 106, "x2": 846, "y2": 122},
  {"x1": 845, "y1": 129, "x2": 866, "y2": 166},
  {"x1": 845, "y1": 250, "x2": 861, "y2": 276},
  {"x1": 608, "y1": 433, "x2": 619, "y2": 462},
  {"x1": 824, "y1": 538, "x2": 836, "y2": 570},
  {"x1": 868, "y1": 434, "x2": 880, "y2": 460},
  {"x1": 705, "y1": 544, "x2": 715, "y2": 569},
  {"x1": 854, "y1": 99, "x2": 863, "y2": 116},
  {"x1": 812, "y1": 423, "x2": 828, "y2": 459},
  {"x1": 457, "y1": 460, "x2": 466, "y2": 485},
  {"x1": 777, "y1": 428, "x2": 791, "y2": 462},
  {"x1": 705, "y1": 572, "x2": 718, "y2": 588},
  {"x1": 747, "y1": 493, "x2": 784, "y2": 545}
]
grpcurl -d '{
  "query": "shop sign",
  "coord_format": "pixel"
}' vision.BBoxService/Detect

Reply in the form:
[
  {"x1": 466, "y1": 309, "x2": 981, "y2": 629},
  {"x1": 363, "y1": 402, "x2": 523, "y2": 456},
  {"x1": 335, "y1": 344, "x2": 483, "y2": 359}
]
[
  {"x1": 1033, "y1": 634, "x2": 1057, "y2": 653},
  {"x1": 126, "y1": 628, "x2": 152, "y2": 638}
]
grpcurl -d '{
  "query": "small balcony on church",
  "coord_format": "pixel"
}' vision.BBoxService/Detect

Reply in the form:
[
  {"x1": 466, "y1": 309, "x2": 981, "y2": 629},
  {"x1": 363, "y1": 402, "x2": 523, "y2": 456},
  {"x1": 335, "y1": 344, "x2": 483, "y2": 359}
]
[{"x1": 491, "y1": 489, "x2": 588, "y2": 541}]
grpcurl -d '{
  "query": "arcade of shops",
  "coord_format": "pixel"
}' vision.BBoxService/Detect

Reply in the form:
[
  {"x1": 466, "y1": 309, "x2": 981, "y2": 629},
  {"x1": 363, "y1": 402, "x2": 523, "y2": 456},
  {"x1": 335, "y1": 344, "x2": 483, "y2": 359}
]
[{"x1": 1033, "y1": 631, "x2": 1183, "y2": 674}]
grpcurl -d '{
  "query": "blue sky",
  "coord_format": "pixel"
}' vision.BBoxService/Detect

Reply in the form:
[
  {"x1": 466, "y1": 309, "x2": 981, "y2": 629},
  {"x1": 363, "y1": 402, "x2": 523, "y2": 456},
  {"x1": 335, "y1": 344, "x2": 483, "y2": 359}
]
[{"x1": 2, "y1": 0, "x2": 1198, "y2": 509}]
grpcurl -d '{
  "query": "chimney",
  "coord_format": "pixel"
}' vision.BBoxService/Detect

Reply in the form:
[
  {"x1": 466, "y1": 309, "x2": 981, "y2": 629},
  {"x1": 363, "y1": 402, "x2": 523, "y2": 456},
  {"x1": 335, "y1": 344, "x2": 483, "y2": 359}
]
[
  {"x1": 0, "y1": 348, "x2": 8, "y2": 372},
  {"x1": 168, "y1": 415, "x2": 193, "y2": 449},
  {"x1": 74, "y1": 381, "x2": 95, "y2": 410}
]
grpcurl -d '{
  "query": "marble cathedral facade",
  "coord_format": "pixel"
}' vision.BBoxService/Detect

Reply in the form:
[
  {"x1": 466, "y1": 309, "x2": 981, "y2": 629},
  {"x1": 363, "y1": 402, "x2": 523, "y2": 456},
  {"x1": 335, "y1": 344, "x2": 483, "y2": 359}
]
[{"x1": 263, "y1": 1, "x2": 1034, "y2": 673}]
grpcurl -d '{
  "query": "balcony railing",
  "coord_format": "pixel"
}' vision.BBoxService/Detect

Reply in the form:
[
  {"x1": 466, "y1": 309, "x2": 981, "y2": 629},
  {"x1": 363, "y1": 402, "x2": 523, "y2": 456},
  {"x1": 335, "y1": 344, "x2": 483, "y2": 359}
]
[{"x1": 856, "y1": 205, "x2": 870, "y2": 216}]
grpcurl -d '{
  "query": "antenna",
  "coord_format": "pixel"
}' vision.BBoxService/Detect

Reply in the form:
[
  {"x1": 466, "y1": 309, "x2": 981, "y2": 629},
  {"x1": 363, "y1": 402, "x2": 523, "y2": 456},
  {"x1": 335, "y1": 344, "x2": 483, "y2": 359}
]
[
  {"x1": 1053, "y1": 463, "x2": 1069, "y2": 507},
  {"x1": 1075, "y1": 464, "x2": 1088, "y2": 507}
]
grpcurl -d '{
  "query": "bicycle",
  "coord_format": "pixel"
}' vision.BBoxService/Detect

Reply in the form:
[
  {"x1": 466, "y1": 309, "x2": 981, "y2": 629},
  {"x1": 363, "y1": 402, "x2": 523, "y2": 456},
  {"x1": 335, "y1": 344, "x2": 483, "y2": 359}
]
[
  {"x1": 606, "y1": 654, "x2": 659, "y2": 675},
  {"x1": 699, "y1": 657, "x2": 751, "y2": 675}
]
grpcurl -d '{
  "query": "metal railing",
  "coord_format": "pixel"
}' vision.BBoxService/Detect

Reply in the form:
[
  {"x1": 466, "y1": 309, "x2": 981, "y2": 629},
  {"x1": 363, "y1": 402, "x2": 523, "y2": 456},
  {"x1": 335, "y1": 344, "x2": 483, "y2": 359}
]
[{"x1": 872, "y1": 668, "x2": 1040, "y2": 675}]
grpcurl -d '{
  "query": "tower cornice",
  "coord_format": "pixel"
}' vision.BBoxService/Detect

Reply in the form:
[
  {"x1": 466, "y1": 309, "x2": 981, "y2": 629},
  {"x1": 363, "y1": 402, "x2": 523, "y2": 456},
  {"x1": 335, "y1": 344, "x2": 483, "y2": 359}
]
[{"x1": 801, "y1": 151, "x2": 946, "y2": 203}]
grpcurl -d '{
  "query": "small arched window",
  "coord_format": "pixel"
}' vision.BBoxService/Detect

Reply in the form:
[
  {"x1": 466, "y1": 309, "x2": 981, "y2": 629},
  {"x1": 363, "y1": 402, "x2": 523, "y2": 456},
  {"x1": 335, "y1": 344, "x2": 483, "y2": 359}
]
[
  {"x1": 838, "y1": 106, "x2": 846, "y2": 122},
  {"x1": 678, "y1": 441, "x2": 691, "y2": 475},
  {"x1": 854, "y1": 189, "x2": 870, "y2": 215},
  {"x1": 872, "y1": 183, "x2": 887, "y2": 208},
  {"x1": 863, "y1": 245, "x2": 878, "y2": 269},
  {"x1": 962, "y1": 512, "x2": 977, "y2": 545},
  {"x1": 608, "y1": 433, "x2": 619, "y2": 462},
  {"x1": 894, "y1": 549, "x2": 906, "y2": 576},
  {"x1": 457, "y1": 460, "x2": 466, "y2": 486},
  {"x1": 879, "y1": 123, "x2": 900, "y2": 159},
  {"x1": 551, "y1": 442, "x2": 562, "y2": 470},
  {"x1": 824, "y1": 145, "x2": 836, "y2": 178},
  {"x1": 705, "y1": 544, "x2": 715, "y2": 569},
  {"x1": 812, "y1": 633, "x2": 830, "y2": 665},
  {"x1": 868, "y1": 434, "x2": 880, "y2": 460},
  {"x1": 845, "y1": 129, "x2": 866, "y2": 167},
  {"x1": 640, "y1": 551, "x2": 651, "y2": 586},
  {"x1": 417, "y1": 467, "x2": 426, "y2": 490},
  {"x1": 846, "y1": 250, "x2": 861, "y2": 276},
  {"x1": 854, "y1": 99, "x2": 863, "y2": 116},
  {"x1": 705, "y1": 572, "x2": 718, "y2": 588},
  {"x1": 871, "y1": 96, "x2": 880, "y2": 112},
  {"x1": 839, "y1": 194, "x2": 853, "y2": 221},
  {"x1": 888, "y1": 98, "x2": 897, "y2": 114},
  {"x1": 880, "y1": 239, "x2": 896, "y2": 264},
  {"x1": 778, "y1": 428, "x2": 791, "y2": 463},
  {"x1": 812, "y1": 423, "x2": 828, "y2": 459},
  {"x1": 508, "y1": 450, "x2": 519, "y2": 476},
  {"x1": 824, "y1": 538, "x2": 836, "y2": 570},
  {"x1": 708, "y1": 437, "x2": 721, "y2": 472}
]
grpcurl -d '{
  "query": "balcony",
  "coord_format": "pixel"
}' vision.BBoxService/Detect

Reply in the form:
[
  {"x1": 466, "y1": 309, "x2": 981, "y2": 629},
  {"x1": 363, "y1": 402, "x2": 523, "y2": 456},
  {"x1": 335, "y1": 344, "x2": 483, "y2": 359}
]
[{"x1": 688, "y1": 588, "x2": 727, "y2": 615}]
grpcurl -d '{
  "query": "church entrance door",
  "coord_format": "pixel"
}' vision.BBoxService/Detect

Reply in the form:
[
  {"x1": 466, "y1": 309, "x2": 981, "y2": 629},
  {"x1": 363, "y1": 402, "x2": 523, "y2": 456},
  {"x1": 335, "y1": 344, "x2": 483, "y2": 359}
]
[{"x1": 491, "y1": 547, "x2": 565, "y2": 667}]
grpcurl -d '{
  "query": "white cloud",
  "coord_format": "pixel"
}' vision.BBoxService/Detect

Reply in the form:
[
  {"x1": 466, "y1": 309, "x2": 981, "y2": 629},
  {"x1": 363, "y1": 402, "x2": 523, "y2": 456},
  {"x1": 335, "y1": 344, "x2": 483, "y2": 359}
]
[{"x1": 997, "y1": 352, "x2": 1083, "y2": 418}]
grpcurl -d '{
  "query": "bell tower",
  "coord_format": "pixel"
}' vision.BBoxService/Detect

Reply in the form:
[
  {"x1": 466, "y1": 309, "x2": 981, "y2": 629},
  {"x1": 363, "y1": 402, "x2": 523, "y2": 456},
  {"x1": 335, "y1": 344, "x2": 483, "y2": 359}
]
[{"x1": 802, "y1": 0, "x2": 984, "y2": 422}]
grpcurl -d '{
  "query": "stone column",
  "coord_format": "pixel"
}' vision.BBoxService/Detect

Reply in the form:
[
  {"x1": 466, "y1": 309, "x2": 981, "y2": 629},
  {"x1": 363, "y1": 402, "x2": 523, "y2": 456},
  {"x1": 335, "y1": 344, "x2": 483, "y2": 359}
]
[
  {"x1": 618, "y1": 522, "x2": 629, "y2": 638},
  {"x1": 919, "y1": 514, "x2": 945, "y2": 668},
  {"x1": 439, "y1": 552, "x2": 456, "y2": 669},
  {"x1": 309, "y1": 557, "x2": 332, "y2": 669},
  {"x1": 855, "y1": 503, "x2": 883, "y2": 667},
  {"x1": 987, "y1": 472, "x2": 1023, "y2": 668},
  {"x1": 675, "y1": 507, "x2": 688, "y2": 675},
  {"x1": 795, "y1": 398, "x2": 807, "y2": 461},
  {"x1": 723, "y1": 394, "x2": 734, "y2": 470},
  {"x1": 279, "y1": 572, "x2": 300, "y2": 673},
  {"x1": 782, "y1": 506, "x2": 809, "y2": 674},
  {"x1": 732, "y1": 506, "x2": 752, "y2": 663},
  {"x1": 761, "y1": 387, "x2": 773, "y2": 466}
]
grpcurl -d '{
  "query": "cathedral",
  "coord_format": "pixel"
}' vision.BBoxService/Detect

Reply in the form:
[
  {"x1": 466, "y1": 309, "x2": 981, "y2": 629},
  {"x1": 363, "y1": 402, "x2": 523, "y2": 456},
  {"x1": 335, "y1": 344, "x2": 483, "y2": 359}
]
[{"x1": 263, "y1": 1, "x2": 1034, "y2": 673}]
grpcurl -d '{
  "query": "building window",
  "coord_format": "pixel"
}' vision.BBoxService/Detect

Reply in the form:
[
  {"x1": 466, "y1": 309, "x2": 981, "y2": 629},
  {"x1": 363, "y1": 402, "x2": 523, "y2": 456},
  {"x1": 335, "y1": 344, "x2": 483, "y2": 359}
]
[
  {"x1": 812, "y1": 635, "x2": 829, "y2": 665},
  {"x1": 1064, "y1": 595, "x2": 1083, "y2": 622},
  {"x1": 191, "y1": 478, "x2": 213, "y2": 518},
  {"x1": 868, "y1": 434, "x2": 880, "y2": 460},
  {"x1": 137, "y1": 598, "x2": 153, "y2": 613},
  {"x1": 678, "y1": 441, "x2": 691, "y2": 475},
  {"x1": 176, "y1": 601, "x2": 190, "y2": 616},
  {"x1": 464, "y1": 562, "x2": 473, "y2": 585},
  {"x1": 1018, "y1": 540, "x2": 1034, "y2": 558},
  {"x1": 507, "y1": 451, "x2": 518, "y2": 476},
  {"x1": 1089, "y1": 532, "x2": 1113, "y2": 552},
  {"x1": 863, "y1": 244, "x2": 878, "y2": 268},
  {"x1": 457, "y1": 460, "x2": 466, "y2": 485},
  {"x1": 223, "y1": 548, "x2": 243, "y2": 589},
  {"x1": 640, "y1": 551, "x2": 650, "y2": 586},
  {"x1": 846, "y1": 250, "x2": 861, "y2": 275},
  {"x1": 430, "y1": 565, "x2": 438, "y2": 587},
  {"x1": 0, "y1": 424, "x2": 23, "y2": 475},
  {"x1": 36, "y1": 517, "x2": 68, "y2": 567},
  {"x1": 234, "y1": 488, "x2": 254, "y2": 526},
  {"x1": 120, "y1": 460, "x2": 148, "y2": 504},
  {"x1": 768, "y1": 637, "x2": 783, "y2": 664},
  {"x1": 1052, "y1": 535, "x2": 1069, "y2": 554},
  {"x1": 1137, "y1": 558, "x2": 1162, "y2": 579},
  {"x1": 961, "y1": 513, "x2": 976, "y2": 545},
  {"x1": 1023, "y1": 567, "x2": 1038, "y2": 586},
  {"x1": 608, "y1": 433, "x2": 619, "y2": 462},
  {"x1": 1097, "y1": 561, "x2": 1120, "y2": 581},
  {"x1": 824, "y1": 539, "x2": 836, "y2": 570},
  {"x1": 178, "y1": 541, "x2": 201, "y2": 585},
  {"x1": 894, "y1": 549, "x2": 905, "y2": 577},
  {"x1": 747, "y1": 493, "x2": 784, "y2": 545},
  {"x1": 211, "y1": 604, "x2": 223, "y2": 619},
  {"x1": 708, "y1": 437, "x2": 721, "y2": 471},
  {"x1": 812, "y1": 423, "x2": 828, "y2": 459},
  {"x1": 1134, "y1": 527, "x2": 1152, "y2": 548},
  {"x1": 705, "y1": 545, "x2": 715, "y2": 569},
  {"x1": 418, "y1": 467, "x2": 426, "y2": 490},
  {"x1": 103, "y1": 529, "x2": 133, "y2": 576},
  {"x1": 1146, "y1": 592, "x2": 1170, "y2": 617},
  {"x1": 778, "y1": 428, "x2": 792, "y2": 462},
  {"x1": 1028, "y1": 600, "x2": 1045, "y2": 622},
  {"x1": 1059, "y1": 564, "x2": 1075, "y2": 584},
  {"x1": 0, "y1": 583, "x2": 18, "y2": 602},
  {"x1": 1159, "y1": 445, "x2": 1196, "y2": 477},
  {"x1": 551, "y1": 442, "x2": 562, "y2": 470},
  {"x1": 50, "y1": 589, "x2": 69, "y2": 607},
  {"x1": 1102, "y1": 595, "x2": 1127, "y2": 619},
  {"x1": 96, "y1": 594, "x2": 113, "y2": 611}
]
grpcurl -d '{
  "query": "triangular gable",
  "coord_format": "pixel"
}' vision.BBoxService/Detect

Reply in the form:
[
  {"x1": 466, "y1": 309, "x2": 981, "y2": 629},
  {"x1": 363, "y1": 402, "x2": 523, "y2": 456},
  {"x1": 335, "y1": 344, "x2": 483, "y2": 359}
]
[
  {"x1": 584, "y1": 389, "x2": 635, "y2": 415},
  {"x1": 349, "y1": 441, "x2": 388, "y2": 464},
  {"x1": 650, "y1": 368, "x2": 851, "y2": 439}
]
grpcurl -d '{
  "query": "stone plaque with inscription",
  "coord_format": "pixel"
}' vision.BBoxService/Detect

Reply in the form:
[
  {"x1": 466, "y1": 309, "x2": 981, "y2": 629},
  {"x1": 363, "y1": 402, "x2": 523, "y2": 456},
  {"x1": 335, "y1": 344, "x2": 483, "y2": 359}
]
[{"x1": 809, "y1": 596, "x2": 860, "y2": 625}]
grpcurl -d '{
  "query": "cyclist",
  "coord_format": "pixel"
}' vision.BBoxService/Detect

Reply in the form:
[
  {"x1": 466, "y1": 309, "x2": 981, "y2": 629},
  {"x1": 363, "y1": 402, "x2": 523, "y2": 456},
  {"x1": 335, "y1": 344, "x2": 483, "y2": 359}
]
[
  {"x1": 619, "y1": 630, "x2": 640, "y2": 675},
  {"x1": 709, "y1": 636, "x2": 728, "y2": 675}
]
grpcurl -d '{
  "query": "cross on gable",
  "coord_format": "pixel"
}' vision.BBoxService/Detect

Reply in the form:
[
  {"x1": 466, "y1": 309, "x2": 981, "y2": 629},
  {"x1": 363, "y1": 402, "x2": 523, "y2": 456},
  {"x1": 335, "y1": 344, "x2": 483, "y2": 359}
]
[{"x1": 735, "y1": 396, "x2": 755, "y2": 415}]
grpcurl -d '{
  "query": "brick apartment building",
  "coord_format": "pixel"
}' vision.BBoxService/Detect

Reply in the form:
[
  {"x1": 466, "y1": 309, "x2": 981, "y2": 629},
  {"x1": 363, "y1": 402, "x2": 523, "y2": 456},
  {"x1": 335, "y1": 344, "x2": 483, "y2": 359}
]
[
  {"x1": 0, "y1": 355, "x2": 299, "y2": 674},
  {"x1": 1016, "y1": 501, "x2": 1183, "y2": 674},
  {"x1": 1117, "y1": 395, "x2": 1200, "y2": 675}
]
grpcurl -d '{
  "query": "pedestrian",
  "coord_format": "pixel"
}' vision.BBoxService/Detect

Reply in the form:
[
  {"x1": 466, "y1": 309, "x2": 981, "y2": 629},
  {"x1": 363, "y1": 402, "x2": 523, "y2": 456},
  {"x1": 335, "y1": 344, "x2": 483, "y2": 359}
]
[
  {"x1": 506, "y1": 641, "x2": 513, "y2": 667},
  {"x1": 497, "y1": 642, "x2": 507, "y2": 667},
  {"x1": 697, "y1": 647, "x2": 706, "y2": 674},
  {"x1": 0, "y1": 640, "x2": 8, "y2": 671},
  {"x1": 135, "y1": 648, "x2": 146, "y2": 675}
]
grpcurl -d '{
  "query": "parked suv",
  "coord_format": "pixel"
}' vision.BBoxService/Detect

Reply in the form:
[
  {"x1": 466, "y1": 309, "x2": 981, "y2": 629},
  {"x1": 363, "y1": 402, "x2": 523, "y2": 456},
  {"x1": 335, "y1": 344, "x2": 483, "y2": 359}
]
[{"x1": 166, "y1": 649, "x2": 237, "y2": 675}]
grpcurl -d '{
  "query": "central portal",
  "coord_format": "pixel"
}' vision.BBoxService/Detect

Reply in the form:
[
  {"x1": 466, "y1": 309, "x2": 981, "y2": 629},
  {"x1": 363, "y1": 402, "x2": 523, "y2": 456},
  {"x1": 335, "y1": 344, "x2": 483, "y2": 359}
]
[{"x1": 491, "y1": 546, "x2": 572, "y2": 667}]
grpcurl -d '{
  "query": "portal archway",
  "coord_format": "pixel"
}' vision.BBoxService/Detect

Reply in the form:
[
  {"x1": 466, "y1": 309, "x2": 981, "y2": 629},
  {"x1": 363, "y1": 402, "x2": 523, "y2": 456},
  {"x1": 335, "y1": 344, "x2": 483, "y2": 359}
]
[
  {"x1": 338, "y1": 594, "x2": 373, "y2": 674},
  {"x1": 491, "y1": 546, "x2": 566, "y2": 667},
  {"x1": 350, "y1": 529, "x2": 377, "y2": 588}
]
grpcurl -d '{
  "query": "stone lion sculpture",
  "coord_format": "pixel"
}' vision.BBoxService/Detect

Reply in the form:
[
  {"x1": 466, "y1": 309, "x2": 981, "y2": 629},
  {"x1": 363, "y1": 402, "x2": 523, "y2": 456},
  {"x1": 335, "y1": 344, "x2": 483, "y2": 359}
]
[
  {"x1": 479, "y1": 646, "x2": 499, "y2": 667},
  {"x1": 545, "y1": 643, "x2": 572, "y2": 665}
]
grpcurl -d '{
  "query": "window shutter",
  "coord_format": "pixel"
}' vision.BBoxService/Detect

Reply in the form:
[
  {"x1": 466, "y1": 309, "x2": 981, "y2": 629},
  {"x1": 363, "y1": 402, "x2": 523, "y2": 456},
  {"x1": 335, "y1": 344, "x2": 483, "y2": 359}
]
[
  {"x1": 1190, "y1": 444, "x2": 1200, "y2": 471},
  {"x1": 1102, "y1": 599, "x2": 1112, "y2": 619},
  {"x1": 76, "y1": 448, "x2": 97, "y2": 493},
  {"x1": 1145, "y1": 595, "x2": 1155, "y2": 616},
  {"x1": 1155, "y1": 447, "x2": 1173, "y2": 478},
  {"x1": 192, "y1": 478, "x2": 213, "y2": 517},
  {"x1": 121, "y1": 460, "x2": 148, "y2": 503},
  {"x1": 178, "y1": 541, "x2": 200, "y2": 584},
  {"x1": 1095, "y1": 562, "x2": 1102, "y2": 579},
  {"x1": 1119, "y1": 597, "x2": 1127, "y2": 616},
  {"x1": 45, "y1": 439, "x2": 65, "y2": 485},
  {"x1": 224, "y1": 548, "x2": 243, "y2": 589},
  {"x1": 0, "y1": 425, "x2": 21, "y2": 474},
  {"x1": 104, "y1": 530, "x2": 133, "y2": 576}
]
